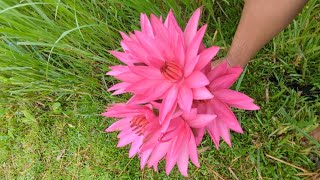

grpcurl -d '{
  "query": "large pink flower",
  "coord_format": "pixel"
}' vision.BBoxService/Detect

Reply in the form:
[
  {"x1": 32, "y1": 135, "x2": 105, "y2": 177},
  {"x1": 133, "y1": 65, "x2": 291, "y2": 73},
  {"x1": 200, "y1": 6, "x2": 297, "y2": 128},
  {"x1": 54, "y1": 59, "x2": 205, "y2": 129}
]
[
  {"x1": 107, "y1": 8, "x2": 219, "y2": 132},
  {"x1": 141, "y1": 108, "x2": 216, "y2": 177},
  {"x1": 194, "y1": 61, "x2": 260, "y2": 148},
  {"x1": 102, "y1": 103, "x2": 162, "y2": 168}
]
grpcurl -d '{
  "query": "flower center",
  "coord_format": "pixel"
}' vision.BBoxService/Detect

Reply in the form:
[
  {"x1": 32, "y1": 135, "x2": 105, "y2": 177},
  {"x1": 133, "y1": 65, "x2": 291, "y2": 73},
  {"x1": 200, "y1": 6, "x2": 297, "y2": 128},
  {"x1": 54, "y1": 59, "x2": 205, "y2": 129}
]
[
  {"x1": 160, "y1": 61, "x2": 183, "y2": 82},
  {"x1": 130, "y1": 115, "x2": 148, "y2": 136}
]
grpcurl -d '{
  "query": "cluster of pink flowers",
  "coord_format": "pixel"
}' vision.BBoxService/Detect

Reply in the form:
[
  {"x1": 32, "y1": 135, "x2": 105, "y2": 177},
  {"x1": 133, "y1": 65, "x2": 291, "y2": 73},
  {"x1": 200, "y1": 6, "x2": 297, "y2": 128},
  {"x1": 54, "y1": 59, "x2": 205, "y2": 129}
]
[{"x1": 103, "y1": 8, "x2": 259, "y2": 177}]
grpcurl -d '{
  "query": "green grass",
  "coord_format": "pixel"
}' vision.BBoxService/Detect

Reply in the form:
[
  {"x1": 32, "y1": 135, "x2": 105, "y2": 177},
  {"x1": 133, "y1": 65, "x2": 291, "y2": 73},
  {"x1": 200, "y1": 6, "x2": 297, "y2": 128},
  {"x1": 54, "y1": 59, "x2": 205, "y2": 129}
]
[{"x1": 0, "y1": 0, "x2": 319, "y2": 179}]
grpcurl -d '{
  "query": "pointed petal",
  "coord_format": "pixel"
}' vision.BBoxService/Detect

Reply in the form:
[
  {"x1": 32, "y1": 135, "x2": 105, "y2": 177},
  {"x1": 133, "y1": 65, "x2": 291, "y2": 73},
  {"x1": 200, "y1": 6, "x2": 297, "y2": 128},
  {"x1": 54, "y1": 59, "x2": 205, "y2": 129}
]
[
  {"x1": 185, "y1": 71, "x2": 210, "y2": 88},
  {"x1": 108, "y1": 82, "x2": 130, "y2": 92},
  {"x1": 213, "y1": 89, "x2": 260, "y2": 110},
  {"x1": 209, "y1": 73, "x2": 239, "y2": 90},
  {"x1": 159, "y1": 85, "x2": 178, "y2": 124},
  {"x1": 140, "y1": 13, "x2": 154, "y2": 37},
  {"x1": 129, "y1": 65, "x2": 163, "y2": 79},
  {"x1": 187, "y1": 114, "x2": 217, "y2": 128},
  {"x1": 192, "y1": 87, "x2": 214, "y2": 100},
  {"x1": 186, "y1": 24, "x2": 207, "y2": 62},
  {"x1": 177, "y1": 142, "x2": 189, "y2": 177},
  {"x1": 135, "y1": 31, "x2": 164, "y2": 61},
  {"x1": 125, "y1": 79, "x2": 159, "y2": 94},
  {"x1": 207, "y1": 61, "x2": 228, "y2": 82},
  {"x1": 129, "y1": 136, "x2": 143, "y2": 157},
  {"x1": 116, "y1": 72, "x2": 144, "y2": 83},
  {"x1": 207, "y1": 121, "x2": 221, "y2": 149},
  {"x1": 147, "y1": 141, "x2": 170, "y2": 167},
  {"x1": 104, "y1": 117, "x2": 131, "y2": 132},
  {"x1": 177, "y1": 85, "x2": 193, "y2": 112},
  {"x1": 107, "y1": 65, "x2": 129, "y2": 76},
  {"x1": 218, "y1": 121, "x2": 232, "y2": 147},
  {"x1": 165, "y1": 9, "x2": 183, "y2": 34},
  {"x1": 117, "y1": 133, "x2": 137, "y2": 147},
  {"x1": 184, "y1": 8, "x2": 201, "y2": 47},
  {"x1": 188, "y1": 131, "x2": 200, "y2": 167},
  {"x1": 165, "y1": 138, "x2": 180, "y2": 175},
  {"x1": 140, "y1": 149, "x2": 152, "y2": 169},
  {"x1": 210, "y1": 99, "x2": 243, "y2": 133},
  {"x1": 195, "y1": 46, "x2": 220, "y2": 70},
  {"x1": 227, "y1": 66, "x2": 243, "y2": 75},
  {"x1": 109, "y1": 50, "x2": 133, "y2": 65},
  {"x1": 194, "y1": 128, "x2": 205, "y2": 146},
  {"x1": 150, "y1": 14, "x2": 168, "y2": 41},
  {"x1": 184, "y1": 55, "x2": 200, "y2": 77}
]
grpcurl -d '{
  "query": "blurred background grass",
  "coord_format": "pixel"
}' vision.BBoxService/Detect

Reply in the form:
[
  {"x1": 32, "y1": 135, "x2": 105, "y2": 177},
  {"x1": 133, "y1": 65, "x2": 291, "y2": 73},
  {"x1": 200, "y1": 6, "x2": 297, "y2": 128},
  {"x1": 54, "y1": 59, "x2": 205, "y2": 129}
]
[{"x1": 0, "y1": 0, "x2": 319, "y2": 179}]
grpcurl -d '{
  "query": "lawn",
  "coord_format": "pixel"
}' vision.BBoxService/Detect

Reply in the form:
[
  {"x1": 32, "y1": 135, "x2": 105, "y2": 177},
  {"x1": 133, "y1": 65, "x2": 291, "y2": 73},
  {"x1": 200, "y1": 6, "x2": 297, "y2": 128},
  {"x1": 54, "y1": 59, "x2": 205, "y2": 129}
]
[{"x1": 0, "y1": 0, "x2": 319, "y2": 179}]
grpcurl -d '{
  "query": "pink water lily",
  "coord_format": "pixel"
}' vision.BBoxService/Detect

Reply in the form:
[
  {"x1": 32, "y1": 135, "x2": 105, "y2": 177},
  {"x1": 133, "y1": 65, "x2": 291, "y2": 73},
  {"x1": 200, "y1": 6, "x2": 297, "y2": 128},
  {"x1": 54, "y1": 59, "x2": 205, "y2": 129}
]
[
  {"x1": 102, "y1": 103, "x2": 163, "y2": 168},
  {"x1": 104, "y1": 8, "x2": 261, "y2": 177},
  {"x1": 194, "y1": 61, "x2": 260, "y2": 148},
  {"x1": 141, "y1": 108, "x2": 216, "y2": 177},
  {"x1": 107, "y1": 8, "x2": 220, "y2": 133}
]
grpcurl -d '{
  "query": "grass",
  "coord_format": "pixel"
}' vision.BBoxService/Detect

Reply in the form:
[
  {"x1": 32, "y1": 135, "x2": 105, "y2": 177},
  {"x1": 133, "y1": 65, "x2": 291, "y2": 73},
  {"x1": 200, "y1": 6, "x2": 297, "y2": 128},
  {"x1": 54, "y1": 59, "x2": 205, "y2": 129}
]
[{"x1": 0, "y1": 0, "x2": 319, "y2": 179}]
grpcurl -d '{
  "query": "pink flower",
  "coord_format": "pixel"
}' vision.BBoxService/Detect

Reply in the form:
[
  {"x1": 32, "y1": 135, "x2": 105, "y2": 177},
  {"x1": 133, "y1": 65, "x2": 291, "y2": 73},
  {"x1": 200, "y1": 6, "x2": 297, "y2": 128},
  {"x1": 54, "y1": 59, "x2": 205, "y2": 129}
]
[
  {"x1": 194, "y1": 61, "x2": 260, "y2": 148},
  {"x1": 107, "y1": 8, "x2": 220, "y2": 133},
  {"x1": 102, "y1": 103, "x2": 162, "y2": 168},
  {"x1": 142, "y1": 108, "x2": 216, "y2": 177}
]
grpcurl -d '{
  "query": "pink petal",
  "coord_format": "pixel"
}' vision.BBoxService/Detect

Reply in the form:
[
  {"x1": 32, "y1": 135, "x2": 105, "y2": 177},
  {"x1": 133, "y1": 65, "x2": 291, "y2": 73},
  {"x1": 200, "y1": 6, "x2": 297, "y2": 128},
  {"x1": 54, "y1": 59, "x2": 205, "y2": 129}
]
[
  {"x1": 106, "y1": 65, "x2": 129, "y2": 76},
  {"x1": 135, "y1": 31, "x2": 164, "y2": 61},
  {"x1": 207, "y1": 61, "x2": 228, "y2": 82},
  {"x1": 207, "y1": 122, "x2": 221, "y2": 149},
  {"x1": 104, "y1": 117, "x2": 130, "y2": 132},
  {"x1": 165, "y1": 138, "x2": 180, "y2": 175},
  {"x1": 184, "y1": 8, "x2": 201, "y2": 48},
  {"x1": 140, "y1": 13, "x2": 154, "y2": 37},
  {"x1": 109, "y1": 50, "x2": 134, "y2": 65},
  {"x1": 194, "y1": 128, "x2": 205, "y2": 145},
  {"x1": 192, "y1": 87, "x2": 214, "y2": 100},
  {"x1": 199, "y1": 43, "x2": 206, "y2": 53},
  {"x1": 165, "y1": 10, "x2": 183, "y2": 34},
  {"x1": 140, "y1": 149, "x2": 152, "y2": 169},
  {"x1": 127, "y1": 94, "x2": 150, "y2": 105},
  {"x1": 150, "y1": 14, "x2": 169, "y2": 41},
  {"x1": 188, "y1": 132, "x2": 200, "y2": 167},
  {"x1": 117, "y1": 133, "x2": 137, "y2": 147},
  {"x1": 177, "y1": 141, "x2": 189, "y2": 177},
  {"x1": 160, "y1": 102, "x2": 178, "y2": 134},
  {"x1": 185, "y1": 71, "x2": 210, "y2": 88},
  {"x1": 129, "y1": 136, "x2": 143, "y2": 157},
  {"x1": 218, "y1": 121, "x2": 232, "y2": 146},
  {"x1": 227, "y1": 66, "x2": 243, "y2": 75},
  {"x1": 160, "y1": 121, "x2": 184, "y2": 142},
  {"x1": 213, "y1": 89, "x2": 260, "y2": 110},
  {"x1": 177, "y1": 85, "x2": 193, "y2": 112},
  {"x1": 175, "y1": 35, "x2": 185, "y2": 67},
  {"x1": 125, "y1": 79, "x2": 163, "y2": 95},
  {"x1": 185, "y1": 24, "x2": 207, "y2": 62},
  {"x1": 147, "y1": 141, "x2": 170, "y2": 167},
  {"x1": 195, "y1": 46, "x2": 220, "y2": 70},
  {"x1": 116, "y1": 72, "x2": 144, "y2": 83},
  {"x1": 210, "y1": 99, "x2": 243, "y2": 133},
  {"x1": 184, "y1": 55, "x2": 200, "y2": 77},
  {"x1": 129, "y1": 65, "x2": 163, "y2": 79},
  {"x1": 108, "y1": 82, "x2": 130, "y2": 92},
  {"x1": 119, "y1": 31, "x2": 131, "y2": 41},
  {"x1": 121, "y1": 40, "x2": 150, "y2": 65},
  {"x1": 159, "y1": 85, "x2": 178, "y2": 124},
  {"x1": 209, "y1": 73, "x2": 239, "y2": 90},
  {"x1": 187, "y1": 114, "x2": 217, "y2": 128}
]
